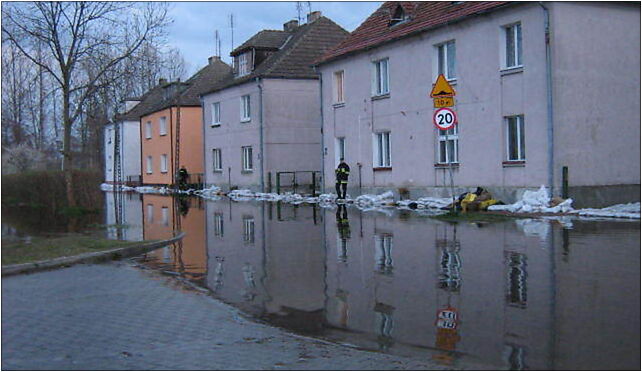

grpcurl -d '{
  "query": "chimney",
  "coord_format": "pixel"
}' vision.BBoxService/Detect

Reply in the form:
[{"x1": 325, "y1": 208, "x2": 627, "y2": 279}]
[
  {"x1": 208, "y1": 56, "x2": 221, "y2": 65},
  {"x1": 283, "y1": 19, "x2": 299, "y2": 32},
  {"x1": 307, "y1": 11, "x2": 321, "y2": 23},
  {"x1": 158, "y1": 78, "x2": 167, "y2": 85}
]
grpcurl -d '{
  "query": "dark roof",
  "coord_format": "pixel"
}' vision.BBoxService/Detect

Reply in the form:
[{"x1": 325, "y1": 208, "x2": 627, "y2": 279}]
[
  {"x1": 114, "y1": 84, "x2": 167, "y2": 122},
  {"x1": 315, "y1": 1, "x2": 510, "y2": 65},
  {"x1": 201, "y1": 16, "x2": 349, "y2": 96},
  {"x1": 231, "y1": 30, "x2": 291, "y2": 55},
  {"x1": 137, "y1": 58, "x2": 233, "y2": 117}
]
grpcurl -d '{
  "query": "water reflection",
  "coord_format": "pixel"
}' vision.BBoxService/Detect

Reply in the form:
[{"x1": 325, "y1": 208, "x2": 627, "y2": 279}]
[{"x1": 115, "y1": 194, "x2": 639, "y2": 370}]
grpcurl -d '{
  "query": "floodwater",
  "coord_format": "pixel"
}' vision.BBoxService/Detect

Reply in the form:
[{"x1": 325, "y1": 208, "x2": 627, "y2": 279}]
[{"x1": 9, "y1": 191, "x2": 641, "y2": 370}]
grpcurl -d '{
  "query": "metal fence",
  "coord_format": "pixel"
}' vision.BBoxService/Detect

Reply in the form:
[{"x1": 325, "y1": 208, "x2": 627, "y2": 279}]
[{"x1": 268, "y1": 171, "x2": 321, "y2": 196}]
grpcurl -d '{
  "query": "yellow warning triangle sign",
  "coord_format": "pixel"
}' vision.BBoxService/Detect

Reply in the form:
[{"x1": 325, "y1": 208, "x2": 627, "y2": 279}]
[{"x1": 430, "y1": 74, "x2": 456, "y2": 98}]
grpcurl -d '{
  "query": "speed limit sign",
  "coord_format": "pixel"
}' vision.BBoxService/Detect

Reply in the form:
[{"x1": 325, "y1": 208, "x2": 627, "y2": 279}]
[{"x1": 433, "y1": 107, "x2": 457, "y2": 130}]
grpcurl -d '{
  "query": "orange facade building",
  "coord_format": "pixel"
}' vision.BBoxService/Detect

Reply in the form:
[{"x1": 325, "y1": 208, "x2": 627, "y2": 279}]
[{"x1": 140, "y1": 57, "x2": 232, "y2": 186}]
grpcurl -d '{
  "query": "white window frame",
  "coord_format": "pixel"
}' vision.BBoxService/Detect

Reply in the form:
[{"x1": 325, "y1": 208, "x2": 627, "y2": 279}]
[
  {"x1": 240, "y1": 95, "x2": 251, "y2": 122},
  {"x1": 506, "y1": 115, "x2": 525, "y2": 161},
  {"x1": 371, "y1": 58, "x2": 390, "y2": 97},
  {"x1": 145, "y1": 121, "x2": 152, "y2": 139},
  {"x1": 213, "y1": 213, "x2": 224, "y2": 237},
  {"x1": 146, "y1": 155, "x2": 153, "y2": 174},
  {"x1": 373, "y1": 132, "x2": 391, "y2": 168},
  {"x1": 242, "y1": 146, "x2": 253, "y2": 171},
  {"x1": 334, "y1": 70, "x2": 345, "y2": 103},
  {"x1": 437, "y1": 126, "x2": 459, "y2": 164},
  {"x1": 159, "y1": 116, "x2": 167, "y2": 136},
  {"x1": 503, "y1": 22, "x2": 523, "y2": 69},
  {"x1": 243, "y1": 216, "x2": 255, "y2": 244},
  {"x1": 211, "y1": 102, "x2": 221, "y2": 127},
  {"x1": 238, "y1": 52, "x2": 251, "y2": 77},
  {"x1": 335, "y1": 137, "x2": 346, "y2": 166},
  {"x1": 212, "y1": 148, "x2": 222, "y2": 171},
  {"x1": 437, "y1": 40, "x2": 457, "y2": 80},
  {"x1": 160, "y1": 154, "x2": 168, "y2": 173}
]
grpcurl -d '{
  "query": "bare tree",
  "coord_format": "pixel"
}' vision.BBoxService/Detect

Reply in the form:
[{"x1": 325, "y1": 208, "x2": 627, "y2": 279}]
[{"x1": 2, "y1": 2, "x2": 169, "y2": 206}]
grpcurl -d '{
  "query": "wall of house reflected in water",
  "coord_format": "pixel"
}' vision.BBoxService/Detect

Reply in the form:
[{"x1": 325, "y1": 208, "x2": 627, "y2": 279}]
[{"x1": 104, "y1": 193, "x2": 640, "y2": 370}]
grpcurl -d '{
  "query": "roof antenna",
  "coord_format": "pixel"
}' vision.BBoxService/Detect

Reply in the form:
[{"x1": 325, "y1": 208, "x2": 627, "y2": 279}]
[
  {"x1": 229, "y1": 13, "x2": 235, "y2": 52},
  {"x1": 296, "y1": 2, "x2": 303, "y2": 24}
]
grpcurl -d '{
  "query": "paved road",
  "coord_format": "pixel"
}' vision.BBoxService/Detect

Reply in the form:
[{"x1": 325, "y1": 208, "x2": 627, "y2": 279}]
[{"x1": 2, "y1": 262, "x2": 464, "y2": 370}]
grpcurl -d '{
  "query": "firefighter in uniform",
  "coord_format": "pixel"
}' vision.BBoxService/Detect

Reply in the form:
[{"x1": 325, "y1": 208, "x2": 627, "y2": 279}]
[{"x1": 335, "y1": 158, "x2": 350, "y2": 200}]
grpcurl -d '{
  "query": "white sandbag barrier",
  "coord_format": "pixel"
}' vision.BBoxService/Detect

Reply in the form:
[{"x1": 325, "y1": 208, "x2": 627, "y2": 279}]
[{"x1": 101, "y1": 183, "x2": 639, "y2": 219}]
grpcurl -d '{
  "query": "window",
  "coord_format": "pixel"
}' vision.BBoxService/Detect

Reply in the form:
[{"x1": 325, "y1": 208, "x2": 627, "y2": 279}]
[
  {"x1": 146, "y1": 155, "x2": 153, "y2": 174},
  {"x1": 373, "y1": 132, "x2": 391, "y2": 168},
  {"x1": 334, "y1": 70, "x2": 345, "y2": 103},
  {"x1": 437, "y1": 41, "x2": 456, "y2": 80},
  {"x1": 506, "y1": 252, "x2": 527, "y2": 308},
  {"x1": 242, "y1": 146, "x2": 253, "y2": 171},
  {"x1": 160, "y1": 154, "x2": 168, "y2": 173},
  {"x1": 438, "y1": 126, "x2": 459, "y2": 164},
  {"x1": 505, "y1": 23, "x2": 523, "y2": 68},
  {"x1": 372, "y1": 58, "x2": 389, "y2": 96},
  {"x1": 335, "y1": 137, "x2": 346, "y2": 166},
  {"x1": 506, "y1": 115, "x2": 525, "y2": 161},
  {"x1": 375, "y1": 234, "x2": 393, "y2": 274},
  {"x1": 238, "y1": 52, "x2": 251, "y2": 76},
  {"x1": 240, "y1": 95, "x2": 251, "y2": 122},
  {"x1": 145, "y1": 121, "x2": 152, "y2": 139},
  {"x1": 211, "y1": 102, "x2": 221, "y2": 126},
  {"x1": 389, "y1": 4, "x2": 409, "y2": 26},
  {"x1": 146, "y1": 204, "x2": 154, "y2": 223},
  {"x1": 107, "y1": 129, "x2": 112, "y2": 144},
  {"x1": 159, "y1": 116, "x2": 167, "y2": 135},
  {"x1": 161, "y1": 207, "x2": 169, "y2": 226},
  {"x1": 213, "y1": 213, "x2": 224, "y2": 237},
  {"x1": 243, "y1": 216, "x2": 255, "y2": 244},
  {"x1": 212, "y1": 148, "x2": 222, "y2": 171}
]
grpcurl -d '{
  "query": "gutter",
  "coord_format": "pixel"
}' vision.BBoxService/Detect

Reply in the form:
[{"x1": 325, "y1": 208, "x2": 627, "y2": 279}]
[
  {"x1": 315, "y1": 66, "x2": 326, "y2": 193},
  {"x1": 200, "y1": 97, "x2": 208, "y2": 188},
  {"x1": 539, "y1": 2, "x2": 555, "y2": 195},
  {"x1": 256, "y1": 77, "x2": 265, "y2": 192}
]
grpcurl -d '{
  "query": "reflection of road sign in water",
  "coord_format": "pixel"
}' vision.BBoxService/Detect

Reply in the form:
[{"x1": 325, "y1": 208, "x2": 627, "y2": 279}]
[
  {"x1": 433, "y1": 107, "x2": 457, "y2": 130},
  {"x1": 436, "y1": 307, "x2": 459, "y2": 329}
]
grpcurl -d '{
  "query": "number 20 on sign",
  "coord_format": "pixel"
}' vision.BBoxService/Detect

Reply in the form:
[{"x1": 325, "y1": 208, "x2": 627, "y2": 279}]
[{"x1": 433, "y1": 107, "x2": 457, "y2": 130}]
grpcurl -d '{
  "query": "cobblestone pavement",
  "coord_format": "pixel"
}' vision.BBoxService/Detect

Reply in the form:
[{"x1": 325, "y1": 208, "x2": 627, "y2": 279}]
[{"x1": 2, "y1": 262, "x2": 472, "y2": 370}]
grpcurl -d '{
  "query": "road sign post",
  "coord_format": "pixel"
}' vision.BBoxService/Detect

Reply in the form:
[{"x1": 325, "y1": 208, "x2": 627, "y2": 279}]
[{"x1": 430, "y1": 74, "x2": 458, "y2": 210}]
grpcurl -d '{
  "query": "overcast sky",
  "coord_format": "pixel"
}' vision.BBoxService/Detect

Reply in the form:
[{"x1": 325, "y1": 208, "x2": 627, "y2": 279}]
[{"x1": 166, "y1": 1, "x2": 382, "y2": 75}]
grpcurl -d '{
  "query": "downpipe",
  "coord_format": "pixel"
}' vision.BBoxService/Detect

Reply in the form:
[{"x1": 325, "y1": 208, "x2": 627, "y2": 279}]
[
  {"x1": 315, "y1": 66, "x2": 326, "y2": 194},
  {"x1": 256, "y1": 77, "x2": 265, "y2": 192},
  {"x1": 540, "y1": 2, "x2": 555, "y2": 196}
]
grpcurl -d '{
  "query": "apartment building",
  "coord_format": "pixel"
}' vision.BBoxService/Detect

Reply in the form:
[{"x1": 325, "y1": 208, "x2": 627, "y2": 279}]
[
  {"x1": 315, "y1": 2, "x2": 640, "y2": 207},
  {"x1": 140, "y1": 57, "x2": 232, "y2": 186},
  {"x1": 201, "y1": 12, "x2": 349, "y2": 192}
]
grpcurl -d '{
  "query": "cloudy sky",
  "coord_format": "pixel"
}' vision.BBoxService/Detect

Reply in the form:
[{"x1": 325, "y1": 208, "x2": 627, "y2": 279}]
[{"x1": 166, "y1": 1, "x2": 382, "y2": 75}]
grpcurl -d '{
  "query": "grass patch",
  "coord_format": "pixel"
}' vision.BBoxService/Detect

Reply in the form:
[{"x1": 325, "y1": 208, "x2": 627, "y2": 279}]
[
  {"x1": 1, "y1": 235, "x2": 149, "y2": 266},
  {"x1": 432, "y1": 211, "x2": 516, "y2": 223}
]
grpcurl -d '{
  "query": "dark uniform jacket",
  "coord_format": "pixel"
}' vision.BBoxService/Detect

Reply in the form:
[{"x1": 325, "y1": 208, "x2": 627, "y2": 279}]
[{"x1": 335, "y1": 162, "x2": 350, "y2": 183}]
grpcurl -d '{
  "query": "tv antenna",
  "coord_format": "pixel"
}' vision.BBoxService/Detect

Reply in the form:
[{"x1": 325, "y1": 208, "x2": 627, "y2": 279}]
[{"x1": 229, "y1": 13, "x2": 235, "y2": 51}]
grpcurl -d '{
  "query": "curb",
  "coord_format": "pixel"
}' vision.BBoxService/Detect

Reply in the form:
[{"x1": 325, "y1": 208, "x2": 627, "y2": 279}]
[{"x1": 1, "y1": 232, "x2": 186, "y2": 277}]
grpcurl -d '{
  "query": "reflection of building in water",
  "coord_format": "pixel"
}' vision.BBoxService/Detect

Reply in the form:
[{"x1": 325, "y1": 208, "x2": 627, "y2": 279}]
[
  {"x1": 503, "y1": 343, "x2": 527, "y2": 371},
  {"x1": 104, "y1": 192, "x2": 143, "y2": 241},
  {"x1": 437, "y1": 232, "x2": 461, "y2": 293},
  {"x1": 141, "y1": 195, "x2": 207, "y2": 281},
  {"x1": 374, "y1": 302, "x2": 395, "y2": 352},
  {"x1": 205, "y1": 201, "x2": 324, "y2": 331}
]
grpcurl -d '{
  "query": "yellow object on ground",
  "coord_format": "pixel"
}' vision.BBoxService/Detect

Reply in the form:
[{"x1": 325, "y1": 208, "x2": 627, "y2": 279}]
[
  {"x1": 460, "y1": 193, "x2": 477, "y2": 212},
  {"x1": 479, "y1": 199, "x2": 499, "y2": 210}
]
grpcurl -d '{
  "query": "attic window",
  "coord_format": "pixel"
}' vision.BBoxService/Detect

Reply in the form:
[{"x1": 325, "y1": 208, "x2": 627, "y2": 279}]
[{"x1": 389, "y1": 5, "x2": 410, "y2": 26}]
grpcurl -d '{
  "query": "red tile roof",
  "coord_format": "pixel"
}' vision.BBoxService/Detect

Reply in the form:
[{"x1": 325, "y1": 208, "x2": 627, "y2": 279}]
[{"x1": 316, "y1": 1, "x2": 510, "y2": 65}]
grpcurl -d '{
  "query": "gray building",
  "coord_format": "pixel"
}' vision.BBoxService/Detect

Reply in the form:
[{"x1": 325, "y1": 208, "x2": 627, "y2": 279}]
[
  {"x1": 201, "y1": 12, "x2": 349, "y2": 192},
  {"x1": 315, "y1": 2, "x2": 640, "y2": 207}
]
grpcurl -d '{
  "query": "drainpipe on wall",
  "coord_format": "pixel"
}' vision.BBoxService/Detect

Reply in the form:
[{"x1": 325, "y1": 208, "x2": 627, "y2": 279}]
[
  {"x1": 256, "y1": 77, "x2": 265, "y2": 192},
  {"x1": 200, "y1": 97, "x2": 207, "y2": 188},
  {"x1": 314, "y1": 66, "x2": 326, "y2": 194},
  {"x1": 540, "y1": 2, "x2": 555, "y2": 195}
]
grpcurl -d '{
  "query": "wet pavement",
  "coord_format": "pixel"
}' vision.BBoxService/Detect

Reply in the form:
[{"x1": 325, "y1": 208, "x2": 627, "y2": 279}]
[
  {"x1": 2, "y1": 262, "x2": 470, "y2": 370},
  {"x1": 2, "y1": 192, "x2": 641, "y2": 370}
]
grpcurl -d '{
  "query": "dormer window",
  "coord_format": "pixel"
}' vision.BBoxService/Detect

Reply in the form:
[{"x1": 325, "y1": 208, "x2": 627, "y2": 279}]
[
  {"x1": 389, "y1": 5, "x2": 409, "y2": 26},
  {"x1": 237, "y1": 51, "x2": 251, "y2": 77}
]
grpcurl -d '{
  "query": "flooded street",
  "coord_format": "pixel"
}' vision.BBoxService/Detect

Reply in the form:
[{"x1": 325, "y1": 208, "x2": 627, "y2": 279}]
[
  {"x1": 4, "y1": 191, "x2": 638, "y2": 370},
  {"x1": 98, "y1": 192, "x2": 640, "y2": 370}
]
